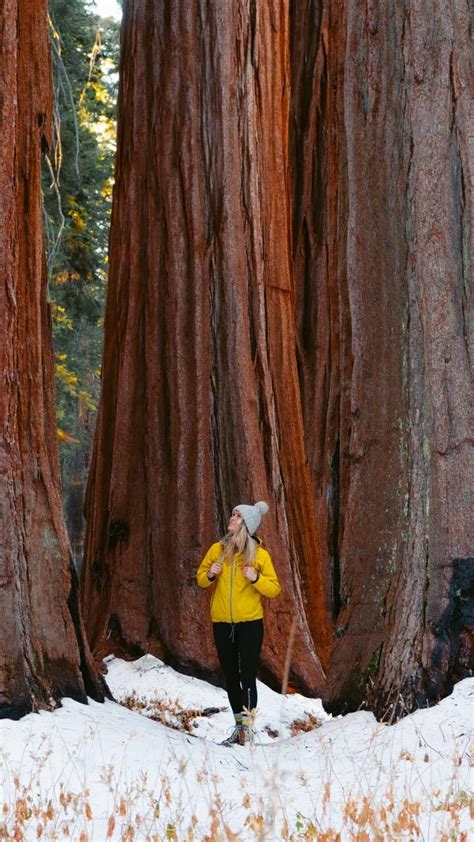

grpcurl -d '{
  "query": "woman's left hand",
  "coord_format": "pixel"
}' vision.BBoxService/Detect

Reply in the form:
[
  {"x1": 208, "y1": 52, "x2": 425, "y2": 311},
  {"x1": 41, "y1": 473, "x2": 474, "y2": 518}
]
[{"x1": 242, "y1": 566, "x2": 258, "y2": 583}]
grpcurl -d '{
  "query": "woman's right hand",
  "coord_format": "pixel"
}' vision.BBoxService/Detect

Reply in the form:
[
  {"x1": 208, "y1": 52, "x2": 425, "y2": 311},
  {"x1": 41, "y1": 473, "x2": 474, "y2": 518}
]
[{"x1": 208, "y1": 562, "x2": 223, "y2": 579}]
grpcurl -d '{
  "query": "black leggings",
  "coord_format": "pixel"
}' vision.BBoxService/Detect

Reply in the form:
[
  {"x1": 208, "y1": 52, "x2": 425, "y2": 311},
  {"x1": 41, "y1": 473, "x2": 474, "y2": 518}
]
[{"x1": 213, "y1": 620, "x2": 264, "y2": 714}]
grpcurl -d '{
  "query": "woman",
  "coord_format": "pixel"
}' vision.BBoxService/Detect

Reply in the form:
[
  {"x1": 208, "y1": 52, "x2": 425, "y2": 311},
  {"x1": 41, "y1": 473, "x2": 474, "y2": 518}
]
[{"x1": 196, "y1": 501, "x2": 281, "y2": 746}]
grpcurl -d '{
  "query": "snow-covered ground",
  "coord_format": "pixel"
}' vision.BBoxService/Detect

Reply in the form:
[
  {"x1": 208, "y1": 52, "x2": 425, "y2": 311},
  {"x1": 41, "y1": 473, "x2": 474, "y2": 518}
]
[{"x1": 0, "y1": 656, "x2": 472, "y2": 840}]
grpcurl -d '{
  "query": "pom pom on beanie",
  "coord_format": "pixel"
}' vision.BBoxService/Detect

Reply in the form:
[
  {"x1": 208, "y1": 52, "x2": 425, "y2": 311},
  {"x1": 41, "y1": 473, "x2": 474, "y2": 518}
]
[{"x1": 234, "y1": 500, "x2": 269, "y2": 536}]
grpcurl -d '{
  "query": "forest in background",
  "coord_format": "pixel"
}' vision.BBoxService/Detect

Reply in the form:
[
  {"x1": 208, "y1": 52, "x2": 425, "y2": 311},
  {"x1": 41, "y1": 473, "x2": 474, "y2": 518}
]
[
  {"x1": 1, "y1": 0, "x2": 472, "y2": 722},
  {"x1": 43, "y1": 0, "x2": 119, "y2": 566}
]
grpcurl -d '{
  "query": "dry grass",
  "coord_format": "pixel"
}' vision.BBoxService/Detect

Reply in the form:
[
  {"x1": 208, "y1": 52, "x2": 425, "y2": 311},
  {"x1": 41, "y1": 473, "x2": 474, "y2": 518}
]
[
  {"x1": 119, "y1": 689, "x2": 219, "y2": 733},
  {"x1": 290, "y1": 713, "x2": 324, "y2": 737},
  {"x1": 121, "y1": 691, "x2": 324, "y2": 741},
  {"x1": 0, "y1": 755, "x2": 471, "y2": 841}
]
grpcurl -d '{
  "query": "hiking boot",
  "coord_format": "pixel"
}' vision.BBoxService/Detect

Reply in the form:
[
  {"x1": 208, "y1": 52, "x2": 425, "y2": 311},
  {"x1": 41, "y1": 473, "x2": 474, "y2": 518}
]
[
  {"x1": 238, "y1": 725, "x2": 251, "y2": 745},
  {"x1": 220, "y1": 725, "x2": 246, "y2": 747}
]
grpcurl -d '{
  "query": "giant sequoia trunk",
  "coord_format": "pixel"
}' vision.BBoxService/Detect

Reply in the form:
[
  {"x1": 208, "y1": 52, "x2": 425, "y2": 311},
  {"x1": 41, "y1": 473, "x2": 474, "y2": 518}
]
[
  {"x1": 81, "y1": 0, "x2": 332, "y2": 694},
  {"x1": 83, "y1": 0, "x2": 472, "y2": 712},
  {"x1": 290, "y1": 0, "x2": 473, "y2": 712},
  {"x1": 0, "y1": 0, "x2": 108, "y2": 718}
]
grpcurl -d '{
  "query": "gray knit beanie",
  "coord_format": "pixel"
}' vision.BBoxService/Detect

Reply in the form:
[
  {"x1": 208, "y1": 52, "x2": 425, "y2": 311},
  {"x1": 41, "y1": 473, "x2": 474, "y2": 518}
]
[{"x1": 234, "y1": 501, "x2": 269, "y2": 536}]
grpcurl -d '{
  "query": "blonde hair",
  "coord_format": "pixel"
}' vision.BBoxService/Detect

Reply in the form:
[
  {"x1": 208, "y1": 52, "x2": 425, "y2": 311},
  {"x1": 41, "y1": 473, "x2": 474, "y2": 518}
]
[{"x1": 221, "y1": 521, "x2": 256, "y2": 566}]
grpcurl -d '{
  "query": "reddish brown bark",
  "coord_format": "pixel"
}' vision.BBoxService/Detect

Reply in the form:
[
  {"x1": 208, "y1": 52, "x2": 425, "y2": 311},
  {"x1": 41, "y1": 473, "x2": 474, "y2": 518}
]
[
  {"x1": 81, "y1": 0, "x2": 331, "y2": 694},
  {"x1": 290, "y1": 0, "x2": 473, "y2": 712},
  {"x1": 0, "y1": 0, "x2": 108, "y2": 718},
  {"x1": 83, "y1": 0, "x2": 472, "y2": 713}
]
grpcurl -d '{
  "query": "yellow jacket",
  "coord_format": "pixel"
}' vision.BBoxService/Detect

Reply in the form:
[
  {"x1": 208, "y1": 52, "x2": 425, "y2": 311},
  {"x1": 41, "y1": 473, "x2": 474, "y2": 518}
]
[{"x1": 196, "y1": 540, "x2": 281, "y2": 623}]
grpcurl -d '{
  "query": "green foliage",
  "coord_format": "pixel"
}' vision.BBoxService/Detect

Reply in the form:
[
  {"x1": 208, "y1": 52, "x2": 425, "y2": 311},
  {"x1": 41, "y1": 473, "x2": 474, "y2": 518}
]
[{"x1": 43, "y1": 0, "x2": 119, "y2": 557}]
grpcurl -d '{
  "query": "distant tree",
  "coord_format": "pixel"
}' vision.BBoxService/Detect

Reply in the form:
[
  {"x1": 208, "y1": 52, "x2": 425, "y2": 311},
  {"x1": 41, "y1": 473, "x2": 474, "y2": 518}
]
[
  {"x1": 43, "y1": 0, "x2": 119, "y2": 566},
  {"x1": 0, "y1": 0, "x2": 108, "y2": 718}
]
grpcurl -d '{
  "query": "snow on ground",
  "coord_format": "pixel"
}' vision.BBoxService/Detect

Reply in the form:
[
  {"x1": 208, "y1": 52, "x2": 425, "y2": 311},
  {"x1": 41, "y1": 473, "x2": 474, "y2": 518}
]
[{"x1": 0, "y1": 656, "x2": 472, "y2": 840}]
